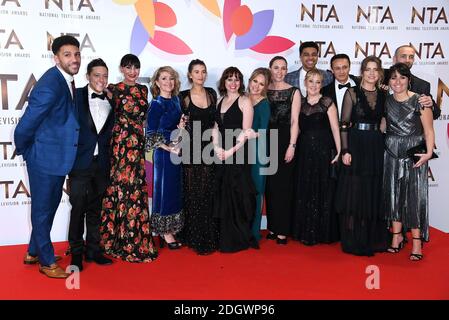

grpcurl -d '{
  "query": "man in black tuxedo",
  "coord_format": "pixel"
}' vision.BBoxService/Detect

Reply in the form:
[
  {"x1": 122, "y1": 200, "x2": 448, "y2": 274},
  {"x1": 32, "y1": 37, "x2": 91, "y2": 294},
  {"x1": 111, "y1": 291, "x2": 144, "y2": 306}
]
[
  {"x1": 321, "y1": 54, "x2": 360, "y2": 119},
  {"x1": 385, "y1": 45, "x2": 440, "y2": 120},
  {"x1": 68, "y1": 58, "x2": 114, "y2": 270}
]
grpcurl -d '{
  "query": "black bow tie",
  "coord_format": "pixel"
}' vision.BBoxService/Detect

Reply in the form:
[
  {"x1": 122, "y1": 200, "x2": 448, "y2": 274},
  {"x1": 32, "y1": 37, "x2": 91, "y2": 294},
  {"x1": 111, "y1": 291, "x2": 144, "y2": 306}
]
[
  {"x1": 91, "y1": 92, "x2": 106, "y2": 100},
  {"x1": 338, "y1": 83, "x2": 351, "y2": 90}
]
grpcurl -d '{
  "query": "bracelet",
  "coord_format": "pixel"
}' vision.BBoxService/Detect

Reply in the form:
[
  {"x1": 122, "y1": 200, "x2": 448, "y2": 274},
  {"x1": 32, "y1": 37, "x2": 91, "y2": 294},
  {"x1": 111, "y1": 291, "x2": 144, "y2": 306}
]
[{"x1": 289, "y1": 143, "x2": 296, "y2": 148}]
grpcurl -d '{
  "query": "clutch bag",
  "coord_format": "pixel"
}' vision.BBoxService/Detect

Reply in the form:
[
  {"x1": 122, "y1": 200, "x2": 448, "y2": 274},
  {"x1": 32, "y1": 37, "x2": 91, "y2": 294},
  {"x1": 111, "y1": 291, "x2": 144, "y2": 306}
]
[
  {"x1": 406, "y1": 142, "x2": 438, "y2": 164},
  {"x1": 329, "y1": 149, "x2": 339, "y2": 179}
]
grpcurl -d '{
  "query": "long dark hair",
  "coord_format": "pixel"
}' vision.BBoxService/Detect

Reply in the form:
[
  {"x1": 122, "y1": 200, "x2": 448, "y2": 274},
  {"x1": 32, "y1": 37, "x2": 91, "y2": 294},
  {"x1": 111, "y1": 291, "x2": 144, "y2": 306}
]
[
  {"x1": 360, "y1": 55, "x2": 384, "y2": 86},
  {"x1": 187, "y1": 59, "x2": 207, "y2": 84}
]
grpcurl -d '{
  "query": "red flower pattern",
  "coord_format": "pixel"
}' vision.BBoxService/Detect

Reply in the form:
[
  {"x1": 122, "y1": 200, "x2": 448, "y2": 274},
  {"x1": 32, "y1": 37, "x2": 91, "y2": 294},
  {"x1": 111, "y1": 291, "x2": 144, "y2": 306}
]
[{"x1": 100, "y1": 82, "x2": 157, "y2": 263}]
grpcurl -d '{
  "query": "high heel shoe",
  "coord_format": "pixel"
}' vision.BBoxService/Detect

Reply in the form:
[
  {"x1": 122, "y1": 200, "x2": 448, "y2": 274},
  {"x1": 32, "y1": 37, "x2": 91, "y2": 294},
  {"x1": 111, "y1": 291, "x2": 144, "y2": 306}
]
[
  {"x1": 159, "y1": 235, "x2": 182, "y2": 250},
  {"x1": 387, "y1": 231, "x2": 405, "y2": 253},
  {"x1": 410, "y1": 237, "x2": 423, "y2": 261}
]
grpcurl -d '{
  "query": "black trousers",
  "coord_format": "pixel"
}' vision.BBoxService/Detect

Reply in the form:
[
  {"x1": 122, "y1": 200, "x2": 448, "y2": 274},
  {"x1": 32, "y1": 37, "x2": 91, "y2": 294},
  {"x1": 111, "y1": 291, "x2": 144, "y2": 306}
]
[{"x1": 68, "y1": 158, "x2": 109, "y2": 256}]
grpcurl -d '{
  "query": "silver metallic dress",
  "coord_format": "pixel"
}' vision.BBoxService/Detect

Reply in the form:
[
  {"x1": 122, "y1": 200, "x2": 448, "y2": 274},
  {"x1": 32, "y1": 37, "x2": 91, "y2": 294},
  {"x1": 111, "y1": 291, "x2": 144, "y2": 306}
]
[{"x1": 383, "y1": 93, "x2": 429, "y2": 241}]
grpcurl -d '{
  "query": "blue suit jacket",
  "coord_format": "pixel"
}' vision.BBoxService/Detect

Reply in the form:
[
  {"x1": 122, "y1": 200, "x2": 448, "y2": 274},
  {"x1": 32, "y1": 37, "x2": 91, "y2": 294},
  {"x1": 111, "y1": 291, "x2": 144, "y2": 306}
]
[
  {"x1": 70, "y1": 85, "x2": 114, "y2": 175},
  {"x1": 14, "y1": 66, "x2": 80, "y2": 176}
]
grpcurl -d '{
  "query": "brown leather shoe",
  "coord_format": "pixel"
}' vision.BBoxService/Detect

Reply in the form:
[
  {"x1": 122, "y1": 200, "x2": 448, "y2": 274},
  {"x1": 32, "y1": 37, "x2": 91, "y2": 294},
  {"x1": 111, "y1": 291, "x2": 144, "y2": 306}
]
[
  {"x1": 23, "y1": 253, "x2": 62, "y2": 265},
  {"x1": 39, "y1": 263, "x2": 69, "y2": 279}
]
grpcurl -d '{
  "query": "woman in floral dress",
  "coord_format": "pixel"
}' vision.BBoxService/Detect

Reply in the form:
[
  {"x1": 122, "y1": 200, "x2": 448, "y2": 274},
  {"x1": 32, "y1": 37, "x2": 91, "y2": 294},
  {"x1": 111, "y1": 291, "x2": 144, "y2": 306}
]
[{"x1": 100, "y1": 54, "x2": 157, "y2": 262}]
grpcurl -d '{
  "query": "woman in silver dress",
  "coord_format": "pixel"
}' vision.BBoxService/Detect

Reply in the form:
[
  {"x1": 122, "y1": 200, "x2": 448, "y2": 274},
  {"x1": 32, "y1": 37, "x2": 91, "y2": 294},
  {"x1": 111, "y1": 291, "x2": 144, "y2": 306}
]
[{"x1": 384, "y1": 62, "x2": 436, "y2": 261}]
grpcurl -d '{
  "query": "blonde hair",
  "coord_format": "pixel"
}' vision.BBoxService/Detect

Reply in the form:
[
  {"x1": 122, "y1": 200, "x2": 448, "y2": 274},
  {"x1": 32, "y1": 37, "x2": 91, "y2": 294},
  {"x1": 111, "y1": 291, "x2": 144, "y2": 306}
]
[
  {"x1": 304, "y1": 68, "x2": 323, "y2": 82},
  {"x1": 247, "y1": 67, "x2": 271, "y2": 97},
  {"x1": 150, "y1": 66, "x2": 181, "y2": 97}
]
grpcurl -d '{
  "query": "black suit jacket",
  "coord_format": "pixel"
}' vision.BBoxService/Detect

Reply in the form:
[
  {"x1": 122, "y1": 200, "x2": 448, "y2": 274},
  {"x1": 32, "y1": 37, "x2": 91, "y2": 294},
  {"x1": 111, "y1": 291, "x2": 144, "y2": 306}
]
[
  {"x1": 383, "y1": 68, "x2": 440, "y2": 119},
  {"x1": 71, "y1": 85, "x2": 114, "y2": 175},
  {"x1": 321, "y1": 75, "x2": 360, "y2": 118}
]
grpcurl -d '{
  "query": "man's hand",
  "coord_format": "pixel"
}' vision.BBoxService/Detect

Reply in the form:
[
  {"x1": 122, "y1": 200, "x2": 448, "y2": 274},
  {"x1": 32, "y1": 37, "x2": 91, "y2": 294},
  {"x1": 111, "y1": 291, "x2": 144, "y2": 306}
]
[{"x1": 418, "y1": 94, "x2": 433, "y2": 108}]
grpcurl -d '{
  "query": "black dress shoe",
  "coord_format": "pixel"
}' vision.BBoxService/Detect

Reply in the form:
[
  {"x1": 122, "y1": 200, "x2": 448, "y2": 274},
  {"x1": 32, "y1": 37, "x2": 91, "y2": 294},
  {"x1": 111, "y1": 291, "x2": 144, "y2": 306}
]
[
  {"x1": 266, "y1": 232, "x2": 277, "y2": 240},
  {"x1": 70, "y1": 254, "x2": 83, "y2": 272},
  {"x1": 276, "y1": 237, "x2": 287, "y2": 245},
  {"x1": 85, "y1": 253, "x2": 113, "y2": 265}
]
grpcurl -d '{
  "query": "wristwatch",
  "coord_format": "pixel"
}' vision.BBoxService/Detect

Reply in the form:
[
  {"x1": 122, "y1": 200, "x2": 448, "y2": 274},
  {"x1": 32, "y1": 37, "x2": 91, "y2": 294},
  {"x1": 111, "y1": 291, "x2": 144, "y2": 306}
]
[{"x1": 289, "y1": 143, "x2": 296, "y2": 148}]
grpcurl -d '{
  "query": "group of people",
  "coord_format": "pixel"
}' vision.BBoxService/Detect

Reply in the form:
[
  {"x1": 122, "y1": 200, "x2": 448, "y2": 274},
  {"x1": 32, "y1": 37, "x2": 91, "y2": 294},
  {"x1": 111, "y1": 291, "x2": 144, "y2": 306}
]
[{"x1": 14, "y1": 36, "x2": 438, "y2": 279}]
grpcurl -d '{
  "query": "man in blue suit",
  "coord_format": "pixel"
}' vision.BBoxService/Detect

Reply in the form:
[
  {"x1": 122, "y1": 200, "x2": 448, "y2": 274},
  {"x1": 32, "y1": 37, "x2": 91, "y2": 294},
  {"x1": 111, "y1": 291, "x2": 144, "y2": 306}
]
[
  {"x1": 285, "y1": 41, "x2": 334, "y2": 97},
  {"x1": 14, "y1": 35, "x2": 81, "y2": 279},
  {"x1": 68, "y1": 58, "x2": 114, "y2": 271}
]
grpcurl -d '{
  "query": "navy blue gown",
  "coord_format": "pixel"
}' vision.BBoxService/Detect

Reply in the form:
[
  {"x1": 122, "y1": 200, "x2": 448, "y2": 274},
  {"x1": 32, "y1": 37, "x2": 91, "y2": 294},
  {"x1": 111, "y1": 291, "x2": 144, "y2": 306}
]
[{"x1": 145, "y1": 95, "x2": 184, "y2": 235}]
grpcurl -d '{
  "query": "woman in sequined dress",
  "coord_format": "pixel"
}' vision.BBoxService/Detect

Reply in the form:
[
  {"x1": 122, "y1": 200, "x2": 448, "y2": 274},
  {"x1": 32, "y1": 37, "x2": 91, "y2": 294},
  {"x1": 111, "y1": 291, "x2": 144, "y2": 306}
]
[
  {"x1": 178, "y1": 59, "x2": 218, "y2": 255},
  {"x1": 292, "y1": 69, "x2": 341, "y2": 245},
  {"x1": 383, "y1": 63, "x2": 435, "y2": 261}
]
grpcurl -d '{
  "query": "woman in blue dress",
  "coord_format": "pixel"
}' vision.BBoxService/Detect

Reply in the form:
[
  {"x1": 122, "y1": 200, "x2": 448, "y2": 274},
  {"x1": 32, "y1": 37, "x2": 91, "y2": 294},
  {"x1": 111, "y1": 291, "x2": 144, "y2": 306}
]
[{"x1": 145, "y1": 66, "x2": 183, "y2": 249}]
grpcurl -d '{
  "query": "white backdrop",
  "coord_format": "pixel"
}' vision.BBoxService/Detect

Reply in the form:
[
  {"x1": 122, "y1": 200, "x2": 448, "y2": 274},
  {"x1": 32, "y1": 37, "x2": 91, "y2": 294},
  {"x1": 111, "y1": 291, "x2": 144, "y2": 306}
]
[{"x1": 1, "y1": 0, "x2": 448, "y2": 245}]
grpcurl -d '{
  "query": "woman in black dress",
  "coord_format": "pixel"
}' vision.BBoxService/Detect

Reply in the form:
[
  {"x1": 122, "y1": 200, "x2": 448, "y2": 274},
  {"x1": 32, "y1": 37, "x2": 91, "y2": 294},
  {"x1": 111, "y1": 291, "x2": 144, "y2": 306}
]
[
  {"x1": 178, "y1": 59, "x2": 218, "y2": 255},
  {"x1": 292, "y1": 69, "x2": 341, "y2": 245},
  {"x1": 212, "y1": 66, "x2": 258, "y2": 252},
  {"x1": 265, "y1": 56, "x2": 300, "y2": 244},
  {"x1": 335, "y1": 55, "x2": 389, "y2": 256}
]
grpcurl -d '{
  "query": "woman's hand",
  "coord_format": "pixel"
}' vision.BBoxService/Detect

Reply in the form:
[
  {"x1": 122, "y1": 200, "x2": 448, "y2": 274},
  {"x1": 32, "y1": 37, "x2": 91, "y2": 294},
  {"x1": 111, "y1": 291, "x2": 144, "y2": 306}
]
[
  {"x1": 284, "y1": 145, "x2": 295, "y2": 163},
  {"x1": 177, "y1": 115, "x2": 188, "y2": 130},
  {"x1": 104, "y1": 87, "x2": 112, "y2": 100},
  {"x1": 220, "y1": 149, "x2": 234, "y2": 161},
  {"x1": 413, "y1": 152, "x2": 432, "y2": 168},
  {"x1": 215, "y1": 147, "x2": 233, "y2": 161},
  {"x1": 331, "y1": 152, "x2": 340, "y2": 164},
  {"x1": 214, "y1": 146, "x2": 224, "y2": 158},
  {"x1": 168, "y1": 145, "x2": 181, "y2": 156},
  {"x1": 244, "y1": 128, "x2": 259, "y2": 140},
  {"x1": 342, "y1": 153, "x2": 352, "y2": 166}
]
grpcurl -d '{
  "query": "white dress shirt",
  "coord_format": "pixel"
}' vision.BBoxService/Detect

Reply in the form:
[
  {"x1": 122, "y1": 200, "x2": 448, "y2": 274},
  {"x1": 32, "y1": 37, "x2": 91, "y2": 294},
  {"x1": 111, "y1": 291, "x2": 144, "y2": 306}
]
[
  {"x1": 88, "y1": 86, "x2": 111, "y2": 155},
  {"x1": 299, "y1": 68, "x2": 308, "y2": 97},
  {"x1": 56, "y1": 65, "x2": 74, "y2": 98},
  {"x1": 334, "y1": 78, "x2": 356, "y2": 118}
]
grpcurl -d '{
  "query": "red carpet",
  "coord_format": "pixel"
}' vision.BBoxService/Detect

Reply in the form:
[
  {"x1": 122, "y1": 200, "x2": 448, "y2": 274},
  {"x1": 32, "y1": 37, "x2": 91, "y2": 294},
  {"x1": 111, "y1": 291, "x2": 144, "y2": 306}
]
[{"x1": 1, "y1": 228, "x2": 448, "y2": 300}]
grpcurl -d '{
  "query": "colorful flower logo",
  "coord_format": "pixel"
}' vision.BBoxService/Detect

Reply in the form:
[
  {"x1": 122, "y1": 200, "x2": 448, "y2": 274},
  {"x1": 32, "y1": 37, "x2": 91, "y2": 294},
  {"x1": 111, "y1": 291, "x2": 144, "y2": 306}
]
[
  {"x1": 223, "y1": 0, "x2": 295, "y2": 54},
  {"x1": 114, "y1": 0, "x2": 294, "y2": 56}
]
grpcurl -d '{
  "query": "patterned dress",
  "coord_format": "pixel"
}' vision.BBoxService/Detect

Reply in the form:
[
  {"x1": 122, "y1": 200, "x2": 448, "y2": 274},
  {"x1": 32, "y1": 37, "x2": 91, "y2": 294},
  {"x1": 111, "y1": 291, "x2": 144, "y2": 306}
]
[{"x1": 100, "y1": 82, "x2": 157, "y2": 263}]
